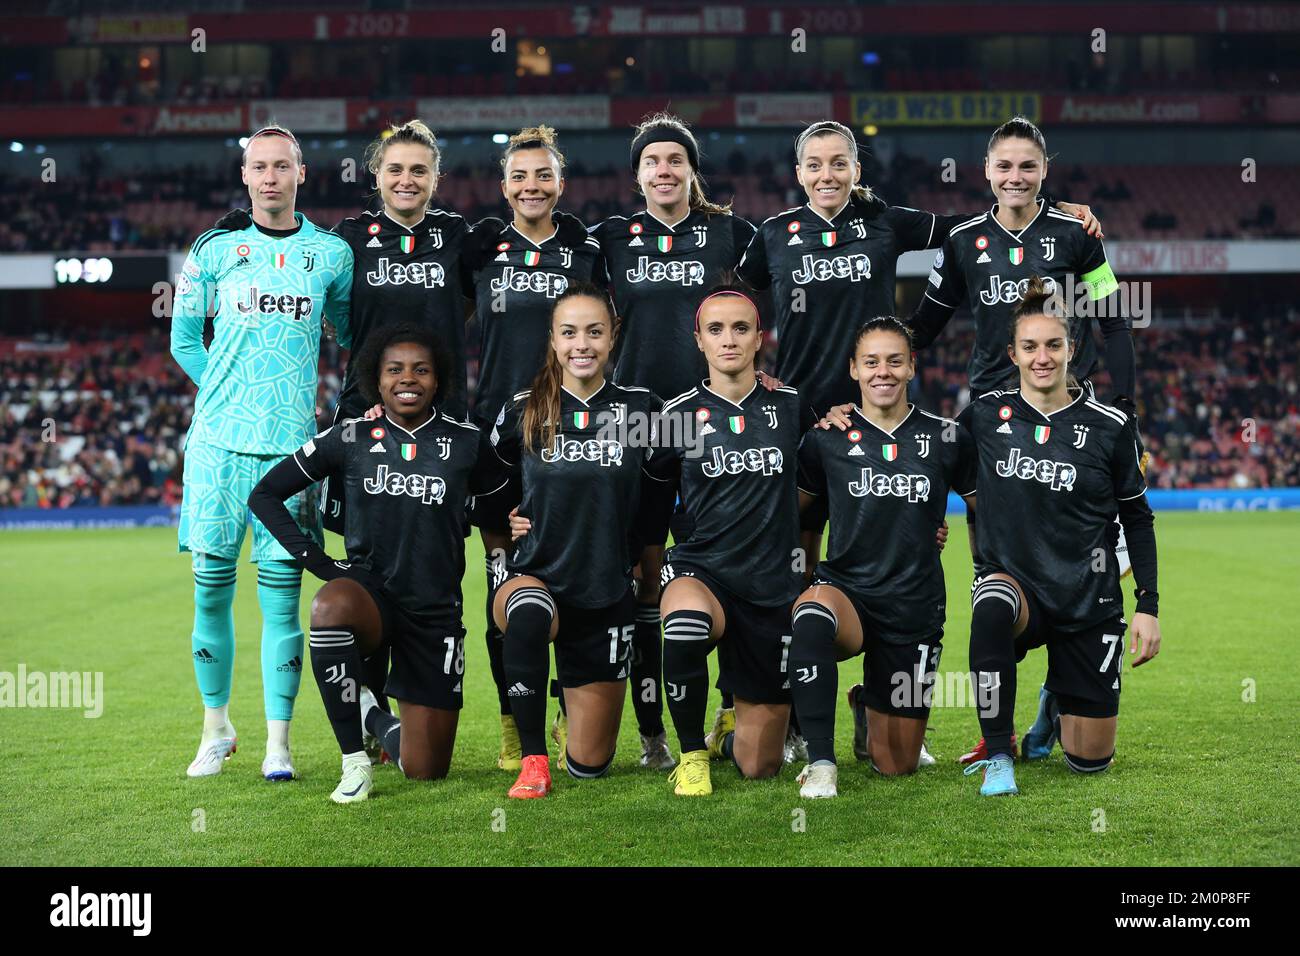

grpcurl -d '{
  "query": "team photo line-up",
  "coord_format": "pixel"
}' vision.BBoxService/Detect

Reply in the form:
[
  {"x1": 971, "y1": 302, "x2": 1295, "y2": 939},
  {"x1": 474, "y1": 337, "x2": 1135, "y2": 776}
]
[{"x1": 171, "y1": 109, "x2": 1160, "y2": 803}]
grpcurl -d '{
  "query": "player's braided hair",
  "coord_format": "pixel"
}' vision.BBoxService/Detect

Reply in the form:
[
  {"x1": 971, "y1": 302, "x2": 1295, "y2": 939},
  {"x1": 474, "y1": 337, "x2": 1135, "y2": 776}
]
[
  {"x1": 631, "y1": 112, "x2": 732, "y2": 216},
  {"x1": 364, "y1": 119, "x2": 442, "y2": 185},
  {"x1": 500, "y1": 125, "x2": 565, "y2": 175},
  {"x1": 851, "y1": 316, "x2": 915, "y2": 360},
  {"x1": 521, "y1": 282, "x2": 620, "y2": 454},
  {"x1": 794, "y1": 120, "x2": 874, "y2": 205},
  {"x1": 354, "y1": 321, "x2": 452, "y2": 410},
  {"x1": 1011, "y1": 276, "x2": 1080, "y2": 388}
]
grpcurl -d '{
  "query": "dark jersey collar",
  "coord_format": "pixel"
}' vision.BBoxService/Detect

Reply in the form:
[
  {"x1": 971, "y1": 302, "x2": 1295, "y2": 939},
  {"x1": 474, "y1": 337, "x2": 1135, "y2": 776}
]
[
  {"x1": 852, "y1": 402, "x2": 917, "y2": 439},
  {"x1": 988, "y1": 198, "x2": 1047, "y2": 241}
]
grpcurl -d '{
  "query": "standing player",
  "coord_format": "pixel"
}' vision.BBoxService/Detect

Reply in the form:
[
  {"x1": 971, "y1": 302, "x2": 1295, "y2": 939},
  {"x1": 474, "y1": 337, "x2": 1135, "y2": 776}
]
[
  {"x1": 249, "y1": 324, "x2": 503, "y2": 802},
  {"x1": 592, "y1": 112, "x2": 761, "y2": 771},
  {"x1": 789, "y1": 318, "x2": 976, "y2": 798},
  {"x1": 170, "y1": 125, "x2": 352, "y2": 780},
  {"x1": 957, "y1": 278, "x2": 1160, "y2": 796},
  {"x1": 489, "y1": 284, "x2": 663, "y2": 798},
  {"x1": 462, "y1": 125, "x2": 606, "y2": 772},
  {"x1": 656, "y1": 287, "x2": 813, "y2": 795},
  {"x1": 908, "y1": 117, "x2": 1139, "y2": 764},
  {"x1": 735, "y1": 120, "x2": 1100, "y2": 738}
]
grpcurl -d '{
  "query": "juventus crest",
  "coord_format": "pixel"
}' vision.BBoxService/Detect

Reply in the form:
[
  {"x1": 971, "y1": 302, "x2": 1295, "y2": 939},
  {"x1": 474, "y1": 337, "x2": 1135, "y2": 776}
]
[
  {"x1": 914, "y1": 433, "x2": 930, "y2": 458},
  {"x1": 559, "y1": 246, "x2": 573, "y2": 269},
  {"x1": 1040, "y1": 237, "x2": 1056, "y2": 262},
  {"x1": 428, "y1": 227, "x2": 444, "y2": 249},
  {"x1": 301, "y1": 251, "x2": 316, "y2": 272},
  {"x1": 437, "y1": 436, "x2": 452, "y2": 459},
  {"x1": 848, "y1": 217, "x2": 866, "y2": 239},
  {"x1": 1072, "y1": 424, "x2": 1089, "y2": 448},
  {"x1": 762, "y1": 404, "x2": 778, "y2": 429},
  {"x1": 692, "y1": 224, "x2": 708, "y2": 248}
]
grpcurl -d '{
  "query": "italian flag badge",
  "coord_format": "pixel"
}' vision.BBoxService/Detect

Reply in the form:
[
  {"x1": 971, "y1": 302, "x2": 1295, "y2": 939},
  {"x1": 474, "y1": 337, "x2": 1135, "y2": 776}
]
[
  {"x1": 657, "y1": 235, "x2": 673, "y2": 253},
  {"x1": 820, "y1": 231, "x2": 836, "y2": 247},
  {"x1": 1034, "y1": 425, "x2": 1051, "y2": 444},
  {"x1": 1009, "y1": 247, "x2": 1025, "y2": 265},
  {"x1": 523, "y1": 250, "x2": 541, "y2": 266},
  {"x1": 882, "y1": 443, "x2": 898, "y2": 462},
  {"x1": 400, "y1": 443, "x2": 417, "y2": 461},
  {"x1": 271, "y1": 251, "x2": 286, "y2": 269},
  {"x1": 400, "y1": 235, "x2": 415, "y2": 254},
  {"x1": 728, "y1": 416, "x2": 745, "y2": 434},
  {"x1": 573, "y1": 411, "x2": 590, "y2": 428}
]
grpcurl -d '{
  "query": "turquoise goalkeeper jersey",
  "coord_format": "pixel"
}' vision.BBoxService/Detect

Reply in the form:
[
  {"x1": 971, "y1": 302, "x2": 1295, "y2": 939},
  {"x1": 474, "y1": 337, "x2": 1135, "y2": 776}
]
[{"x1": 171, "y1": 212, "x2": 353, "y2": 455}]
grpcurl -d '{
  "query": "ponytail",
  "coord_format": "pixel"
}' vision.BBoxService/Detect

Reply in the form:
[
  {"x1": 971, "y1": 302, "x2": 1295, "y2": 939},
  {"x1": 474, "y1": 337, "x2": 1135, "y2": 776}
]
[{"x1": 794, "y1": 120, "x2": 874, "y2": 204}]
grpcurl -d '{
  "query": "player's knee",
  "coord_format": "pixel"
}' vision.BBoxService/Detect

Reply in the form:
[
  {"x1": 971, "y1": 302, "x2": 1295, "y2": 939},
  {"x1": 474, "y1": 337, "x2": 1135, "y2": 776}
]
[
  {"x1": 869, "y1": 744, "x2": 919, "y2": 777},
  {"x1": 1062, "y1": 750, "x2": 1114, "y2": 774},
  {"x1": 736, "y1": 751, "x2": 782, "y2": 780},
  {"x1": 310, "y1": 579, "x2": 360, "y2": 627},
  {"x1": 565, "y1": 750, "x2": 615, "y2": 780},
  {"x1": 399, "y1": 751, "x2": 449, "y2": 781}
]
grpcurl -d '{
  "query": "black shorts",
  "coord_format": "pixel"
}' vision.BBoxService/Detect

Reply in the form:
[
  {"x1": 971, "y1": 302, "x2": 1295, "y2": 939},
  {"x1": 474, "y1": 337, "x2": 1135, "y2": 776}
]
[
  {"x1": 660, "y1": 561, "x2": 792, "y2": 705},
  {"x1": 812, "y1": 576, "x2": 942, "y2": 720},
  {"x1": 502, "y1": 577, "x2": 637, "y2": 688},
  {"x1": 360, "y1": 583, "x2": 465, "y2": 711},
  {"x1": 468, "y1": 471, "x2": 522, "y2": 532},
  {"x1": 799, "y1": 492, "x2": 829, "y2": 535},
  {"x1": 977, "y1": 573, "x2": 1124, "y2": 718}
]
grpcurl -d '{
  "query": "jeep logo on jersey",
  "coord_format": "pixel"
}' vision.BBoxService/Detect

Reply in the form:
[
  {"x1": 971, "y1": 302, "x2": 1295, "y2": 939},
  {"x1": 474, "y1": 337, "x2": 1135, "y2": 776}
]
[
  {"x1": 995, "y1": 447, "x2": 1077, "y2": 491},
  {"x1": 366, "y1": 257, "x2": 446, "y2": 288},
  {"x1": 980, "y1": 274, "x2": 1058, "y2": 305},
  {"x1": 848, "y1": 468, "x2": 931, "y2": 502},
  {"x1": 363, "y1": 463, "x2": 447, "y2": 504},
  {"x1": 791, "y1": 253, "x2": 871, "y2": 285},
  {"x1": 540, "y1": 436, "x2": 624, "y2": 467},
  {"x1": 701, "y1": 446, "x2": 783, "y2": 478},
  {"x1": 625, "y1": 256, "x2": 706, "y2": 286},
  {"x1": 236, "y1": 286, "x2": 314, "y2": 321},
  {"x1": 489, "y1": 266, "x2": 568, "y2": 299}
]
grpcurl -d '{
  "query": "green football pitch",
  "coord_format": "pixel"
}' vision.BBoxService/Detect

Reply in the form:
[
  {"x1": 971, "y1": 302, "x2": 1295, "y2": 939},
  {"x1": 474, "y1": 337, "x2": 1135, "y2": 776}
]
[{"x1": 2, "y1": 512, "x2": 1297, "y2": 866}]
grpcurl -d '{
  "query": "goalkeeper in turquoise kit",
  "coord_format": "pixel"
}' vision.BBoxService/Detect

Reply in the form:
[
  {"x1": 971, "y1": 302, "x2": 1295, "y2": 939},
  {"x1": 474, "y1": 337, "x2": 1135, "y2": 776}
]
[{"x1": 171, "y1": 126, "x2": 353, "y2": 780}]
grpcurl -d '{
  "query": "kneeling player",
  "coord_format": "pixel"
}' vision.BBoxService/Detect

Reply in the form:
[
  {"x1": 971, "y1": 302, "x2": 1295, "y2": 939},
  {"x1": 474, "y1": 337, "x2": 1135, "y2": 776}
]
[
  {"x1": 789, "y1": 318, "x2": 974, "y2": 798},
  {"x1": 957, "y1": 278, "x2": 1161, "y2": 796},
  {"x1": 489, "y1": 284, "x2": 663, "y2": 798},
  {"x1": 250, "y1": 324, "x2": 503, "y2": 802},
  {"x1": 655, "y1": 288, "x2": 812, "y2": 795}
]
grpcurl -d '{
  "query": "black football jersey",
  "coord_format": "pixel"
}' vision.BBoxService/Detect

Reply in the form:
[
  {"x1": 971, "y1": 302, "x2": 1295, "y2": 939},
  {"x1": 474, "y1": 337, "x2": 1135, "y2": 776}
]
[
  {"x1": 922, "y1": 199, "x2": 1118, "y2": 394},
  {"x1": 736, "y1": 192, "x2": 943, "y2": 414},
  {"x1": 958, "y1": 387, "x2": 1147, "y2": 631},
  {"x1": 490, "y1": 381, "x2": 662, "y2": 608},
  {"x1": 797, "y1": 405, "x2": 976, "y2": 642},
  {"x1": 333, "y1": 209, "x2": 472, "y2": 418},
  {"x1": 293, "y1": 410, "x2": 504, "y2": 623},
  {"x1": 660, "y1": 381, "x2": 812, "y2": 606},
  {"x1": 594, "y1": 209, "x2": 755, "y2": 401},
  {"x1": 463, "y1": 215, "x2": 606, "y2": 423}
]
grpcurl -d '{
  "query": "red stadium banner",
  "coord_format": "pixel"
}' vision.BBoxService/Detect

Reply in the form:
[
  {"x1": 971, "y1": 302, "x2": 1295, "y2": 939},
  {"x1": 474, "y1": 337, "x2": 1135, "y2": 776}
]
[
  {"x1": 415, "y1": 96, "x2": 611, "y2": 130},
  {"x1": 612, "y1": 96, "x2": 737, "y2": 128},
  {"x1": 736, "y1": 93, "x2": 834, "y2": 127},
  {"x1": 1044, "y1": 95, "x2": 1246, "y2": 125},
  {"x1": 250, "y1": 99, "x2": 348, "y2": 134}
]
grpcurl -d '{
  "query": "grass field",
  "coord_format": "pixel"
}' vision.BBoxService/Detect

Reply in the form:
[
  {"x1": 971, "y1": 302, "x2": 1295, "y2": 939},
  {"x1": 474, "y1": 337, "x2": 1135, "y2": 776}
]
[{"x1": 2, "y1": 512, "x2": 1298, "y2": 866}]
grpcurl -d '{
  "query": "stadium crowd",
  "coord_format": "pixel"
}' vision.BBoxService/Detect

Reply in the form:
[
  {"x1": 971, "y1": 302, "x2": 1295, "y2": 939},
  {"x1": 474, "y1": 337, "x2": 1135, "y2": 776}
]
[{"x1": 2, "y1": 312, "x2": 1294, "y2": 509}]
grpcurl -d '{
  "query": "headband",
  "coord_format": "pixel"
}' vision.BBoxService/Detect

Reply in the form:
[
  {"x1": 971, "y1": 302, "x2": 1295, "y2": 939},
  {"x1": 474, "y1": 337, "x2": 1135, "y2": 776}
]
[
  {"x1": 694, "y1": 290, "x2": 761, "y2": 332},
  {"x1": 630, "y1": 125, "x2": 700, "y2": 174}
]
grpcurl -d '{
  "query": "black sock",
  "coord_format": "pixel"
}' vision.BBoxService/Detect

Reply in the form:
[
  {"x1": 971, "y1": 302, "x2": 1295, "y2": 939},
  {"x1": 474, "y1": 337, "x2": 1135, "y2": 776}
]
[
  {"x1": 789, "y1": 601, "x2": 839, "y2": 764},
  {"x1": 502, "y1": 587, "x2": 555, "y2": 757},
  {"x1": 662, "y1": 609, "x2": 714, "y2": 753},
  {"x1": 630, "y1": 603, "x2": 665, "y2": 736},
  {"x1": 365, "y1": 707, "x2": 401, "y2": 765},
  {"x1": 485, "y1": 558, "x2": 510, "y2": 715},
  {"x1": 361, "y1": 646, "x2": 391, "y2": 714},
  {"x1": 969, "y1": 579, "x2": 1020, "y2": 758},
  {"x1": 721, "y1": 730, "x2": 737, "y2": 768},
  {"x1": 309, "y1": 627, "x2": 364, "y2": 754}
]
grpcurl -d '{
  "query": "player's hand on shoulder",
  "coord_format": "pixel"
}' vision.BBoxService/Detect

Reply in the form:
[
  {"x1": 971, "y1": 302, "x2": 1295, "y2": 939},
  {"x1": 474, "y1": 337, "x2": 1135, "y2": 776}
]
[
  {"x1": 817, "y1": 404, "x2": 855, "y2": 431},
  {"x1": 1129, "y1": 612, "x2": 1160, "y2": 667},
  {"x1": 363, "y1": 403, "x2": 383, "y2": 421},
  {"x1": 508, "y1": 506, "x2": 532, "y2": 542},
  {"x1": 214, "y1": 208, "x2": 252, "y2": 231},
  {"x1": 1056, "y1": 201, "x2": 1103, "y2": 239},
  {"x1": 757, "y1": 370, "x2": 785, "y2": 392}
]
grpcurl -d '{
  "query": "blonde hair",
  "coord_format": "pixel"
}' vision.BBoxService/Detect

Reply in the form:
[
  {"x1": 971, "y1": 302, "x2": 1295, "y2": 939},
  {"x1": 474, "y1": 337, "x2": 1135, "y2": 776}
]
[
  {"x1": 500, "y1": 125, "x2": 565, "y2": 175},
  {"x1": 631, "y1": 112, "x2": 732, "y2": 215},
  {"x1": 242, "y1": 125, "x2": 302, "y2": 166},
  {"x1": 794, "y1": 120, "x2": 874, "y2": 204},
  {"x1": 364, "y1": 119, "x2": 441, "y2": 181}
]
